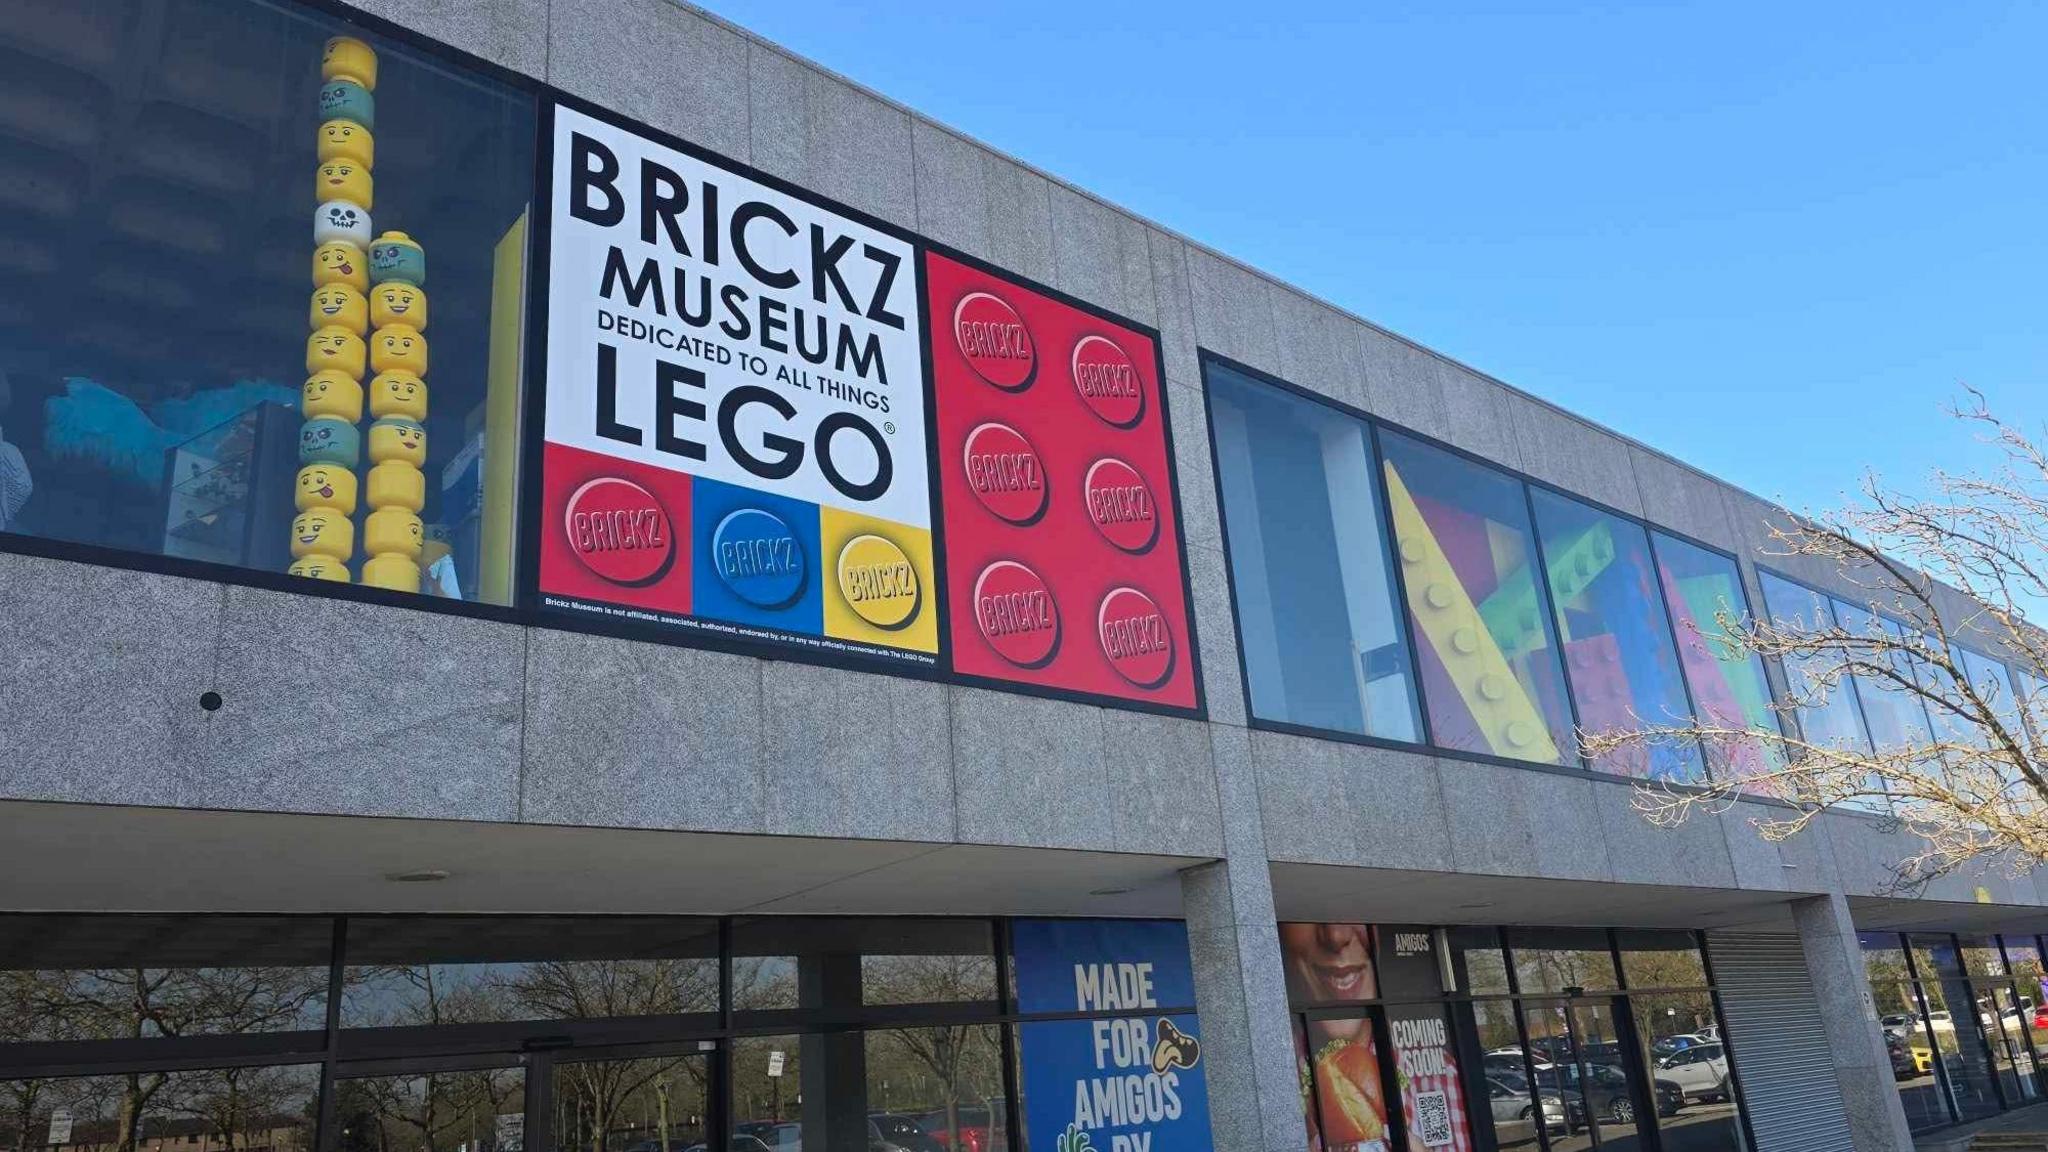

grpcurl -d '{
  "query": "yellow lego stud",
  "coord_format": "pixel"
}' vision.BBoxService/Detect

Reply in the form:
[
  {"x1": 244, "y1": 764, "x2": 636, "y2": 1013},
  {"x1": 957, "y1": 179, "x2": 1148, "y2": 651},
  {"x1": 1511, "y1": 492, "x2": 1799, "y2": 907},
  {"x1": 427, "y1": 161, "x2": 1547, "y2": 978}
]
[
  {"x1": 364, "y1": 506, "x2": 424, "y2": 559},
  {"x1": 309, "y1": 284, "x2": 367, "y2": 335},
  {"x1": 317, "y1": 160, "x2": 372, "y2": 209},
  {"x1": 302, "y1": 371, "x2": 363, "y2": 422},
  {"x1": 295, "y1": 464, "x2": 358, "y2": 514},
  {"x1": 306, "y1": 325, "x2": 366, "y2": 378},
  {"x1": 370, "y1": 281, "x2": 427, "y2": 330},
  {"x1": 370, "y1": 325, "x2": 426, "y2": 376},
  {"x1": 318, "y1": 118, "x2": 374, "y2": 167},
  {"x1": 366, "y1": 460, "x2": 425, "y2": 513},
  {"x1": 313, "y1": 240, "x2": 368, "y2": 291},
  {"x1": 290, "y1": 508, "x2": 354, "y2": 561},
  {"x1": 368, "y1": 370, "x2": 427, "y2": 420},
  {"x1": 361, "y1": 553, "x2": 420, "y2": 593},
  {"x1": 321, "y1": 36, "x2": 378, "y2": 90},
  {"x1": 288, "y1": 556, "x2": 350, "y2": 582},
  {"x1": 367, "y1": 417, "x2": 426, "y2": 467}
]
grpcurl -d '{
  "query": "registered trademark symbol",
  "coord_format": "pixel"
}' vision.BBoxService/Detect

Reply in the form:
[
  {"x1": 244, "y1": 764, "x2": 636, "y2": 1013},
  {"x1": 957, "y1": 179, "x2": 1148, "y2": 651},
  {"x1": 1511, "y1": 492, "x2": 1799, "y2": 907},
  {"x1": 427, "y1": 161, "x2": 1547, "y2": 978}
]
[{"x1": 884, "y1": 421, "x2": 895, "y2": 434}]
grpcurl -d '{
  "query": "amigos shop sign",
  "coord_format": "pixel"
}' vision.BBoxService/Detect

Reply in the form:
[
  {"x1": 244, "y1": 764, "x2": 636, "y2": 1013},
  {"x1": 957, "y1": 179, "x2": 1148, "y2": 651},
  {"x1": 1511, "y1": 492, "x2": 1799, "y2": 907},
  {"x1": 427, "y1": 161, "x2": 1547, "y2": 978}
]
[
  {"x1": 534, "y1": 101, "x2": 1198, "y2": 712},
  {"x1": 1013, "y1": 920, "x2": 1213, "y2": 1152}
]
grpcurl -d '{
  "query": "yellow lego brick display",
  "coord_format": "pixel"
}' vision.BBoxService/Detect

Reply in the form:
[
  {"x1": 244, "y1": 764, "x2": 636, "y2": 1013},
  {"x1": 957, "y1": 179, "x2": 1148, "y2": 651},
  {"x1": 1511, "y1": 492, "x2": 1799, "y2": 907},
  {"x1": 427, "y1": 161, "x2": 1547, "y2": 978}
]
[
  {"x1": 318, "y1": 118, "x2": 374, "y2": 167},
  {"x1": 321, "y1": 36, "x2": 378, "y2": 90},
  {"x1": 313, "y1": 241, "x2": 368, "y2": 291},
  {"x1": 362, "y1": 553, "x2": 420, "y2": 593},
  {"x1": 364, "y1": 507, "x2": 423, "y2": 560},
  {"x1": 288, "y1": 556, "x2": 350, "y2": 583},
  {"x1": 1384, "y1": 463, "x2": 1562, "y2": 763},
  {"x1": 295, "y1": 463, "x2": 357, "y2": 514},
  {"x1": 370, "y1": 325, "x2": 427, "y2": 376},
  {"x1": 368, "y1": 371, "x2": 426, "y2": 420},
  {"x1": 316, "y1": 160, "x2": 372, "y2": 210},
  {"x1": 309, "y1": 284, "x2": 368, "y2": 335},
  {"x1": 370, "y1": 282, "x2": 426, "y2": 330},
  {"x1": 301, "y1": 370, "x2": 363, "y2": 422},
  {"x1": 289, "y1": 508, "x2": 353, "y2": 561},
  {"x1": 367, "y1": 417, "x2": 426, "y2": 467},
  {"x1": 305, "y1": 326, "x2": 365, "y2": 378},
  {"x1": 366, "y1": 460, "x2": 424, "y2": 513}
]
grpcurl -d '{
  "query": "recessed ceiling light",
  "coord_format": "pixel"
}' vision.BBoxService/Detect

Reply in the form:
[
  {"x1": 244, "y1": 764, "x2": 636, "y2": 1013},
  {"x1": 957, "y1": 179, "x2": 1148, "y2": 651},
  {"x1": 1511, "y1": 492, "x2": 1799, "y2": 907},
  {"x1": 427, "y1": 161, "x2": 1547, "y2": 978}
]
[
  {"x1": 1089, "y1": 887, "x2": 1134, "y2": 896},
  {"x1": 387, "y1": 869, "x2": 451, "y2": 883}
]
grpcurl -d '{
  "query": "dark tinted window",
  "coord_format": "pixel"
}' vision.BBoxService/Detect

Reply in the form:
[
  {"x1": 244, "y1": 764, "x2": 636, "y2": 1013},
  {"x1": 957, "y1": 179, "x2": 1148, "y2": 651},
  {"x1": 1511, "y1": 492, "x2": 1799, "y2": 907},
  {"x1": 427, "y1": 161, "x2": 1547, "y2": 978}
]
[{"x1": 0, "y1": 0, "x2": 535, "y2": 603}]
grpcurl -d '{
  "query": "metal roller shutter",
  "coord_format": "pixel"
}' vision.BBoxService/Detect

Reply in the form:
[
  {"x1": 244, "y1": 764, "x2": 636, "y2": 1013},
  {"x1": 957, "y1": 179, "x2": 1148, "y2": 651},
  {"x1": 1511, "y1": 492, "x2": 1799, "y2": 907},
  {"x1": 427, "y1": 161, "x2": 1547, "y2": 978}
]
[{"x1": 1707, "y1": 931, "x2": 1857, "y2": 1152}]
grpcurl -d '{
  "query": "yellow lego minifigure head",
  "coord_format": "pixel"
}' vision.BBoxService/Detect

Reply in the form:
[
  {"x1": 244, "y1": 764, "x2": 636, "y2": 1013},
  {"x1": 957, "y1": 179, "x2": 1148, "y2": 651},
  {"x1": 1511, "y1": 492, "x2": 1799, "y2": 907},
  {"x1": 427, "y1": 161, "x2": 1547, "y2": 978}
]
[
  {"x1": 367, "y1": 416, "x2": 426, "y2": 467},
  {"x1": 366, "y1": 460, "x2": 425, "y2": 513},
  {"x1": 322, "y1": 36, "x2": 378, "y2": 90},
  {"x1": 318, "y1": 118, "x2": 374, "y2": 167},
  {"x1": 302, "y1": 371, "x2": 364, "y2": 422},
  {"x1": 306, "y1": 325, "x2": 366, "y2": 378},
  {"x1": 290, "y1": 508, "x2": 354, "y2": 561},
  {"x1": 288, "y1": 556, "x2": 350, "y2": 583},
  {"x1": 370, "y1": 281, "x2": 427, "y2": 330},
  {"x1": 316, "y1": 160, "x2": 372, "y2": 209},
  {"x1": 295, "y1": 463, "x2": 358, "y2": 514},
  {"x1": 365, "y1": 506, "x2": 424, "y2": 559},
  {"x1": 313, "y1": 241, "x2": 367, "y2": 291},
  {"x1": 309, "y1": 284, "x2": 367, "y2": 335},
  {"x1": 368, "y1": 371, "x2": 427, "y2": 420},
  {"x1": 370, "y1": 325, "x2": 426, "y2": 376},
  {"x1": 361, "y1": 553, "x2": 420, "y2": 593}
]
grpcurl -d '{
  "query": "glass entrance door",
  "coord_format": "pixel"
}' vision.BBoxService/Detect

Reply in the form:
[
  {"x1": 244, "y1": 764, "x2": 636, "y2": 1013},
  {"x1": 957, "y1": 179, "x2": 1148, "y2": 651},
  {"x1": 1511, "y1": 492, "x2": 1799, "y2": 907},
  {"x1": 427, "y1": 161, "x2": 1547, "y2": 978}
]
[{"x1": 1521, "y1": 999, "x2": 1656, "y2": 1152}]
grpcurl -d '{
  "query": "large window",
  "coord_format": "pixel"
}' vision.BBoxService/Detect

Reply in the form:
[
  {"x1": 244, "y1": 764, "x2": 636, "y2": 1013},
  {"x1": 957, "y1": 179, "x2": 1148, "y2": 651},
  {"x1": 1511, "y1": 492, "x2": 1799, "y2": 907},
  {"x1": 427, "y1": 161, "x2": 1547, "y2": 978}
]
[
  {"x1": 1528, "y1": 491, "x2": 1702, "y2": 780},
  {"x1": 1650, "y1": 533, "x2": 1786, "y2": 784},
  {"x1": 1290, "y1": 923, "x2": 1750, "y2": 1152},
  {"x1": 0, "y1": 915, "x2": 1206, "y2": 1152},
  {"x1": 0, "y1": 0, "x2": 535, "y2": 603},
  {"x1": 1860, "y1": 930, "x2": 2047, "y2": 1132},
  {"x1": 1379, "y1": 430, "x2": 1575, "y2": 765},
  {"x1": 1208, "y1": 363, "x2": 1422, "y2": 740}
]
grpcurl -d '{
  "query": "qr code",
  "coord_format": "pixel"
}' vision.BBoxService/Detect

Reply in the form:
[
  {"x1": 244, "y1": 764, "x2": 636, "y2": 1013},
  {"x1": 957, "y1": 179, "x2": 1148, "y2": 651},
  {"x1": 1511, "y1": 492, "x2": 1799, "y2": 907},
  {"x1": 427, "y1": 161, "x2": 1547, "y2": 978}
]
[{"x1": 1413, "y1": 1088, "x2": 1454, "y2": 1148}]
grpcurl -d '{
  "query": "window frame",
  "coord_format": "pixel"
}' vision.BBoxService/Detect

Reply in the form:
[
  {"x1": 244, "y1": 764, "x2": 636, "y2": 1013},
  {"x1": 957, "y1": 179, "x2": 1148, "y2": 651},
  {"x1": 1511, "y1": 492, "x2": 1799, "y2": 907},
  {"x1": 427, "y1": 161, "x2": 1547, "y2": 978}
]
[{"x1": 1199, "y1": 348, "x2": 1797, "y2": 796}]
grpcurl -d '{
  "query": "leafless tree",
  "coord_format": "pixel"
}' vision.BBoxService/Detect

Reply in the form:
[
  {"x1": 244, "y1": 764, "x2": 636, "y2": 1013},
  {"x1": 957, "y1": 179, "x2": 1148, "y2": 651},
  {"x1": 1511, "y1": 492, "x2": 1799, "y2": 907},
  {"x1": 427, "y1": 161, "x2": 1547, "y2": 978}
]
[{"x1": 1583, "y1": 392, "x2": 2048, "y2": 886}]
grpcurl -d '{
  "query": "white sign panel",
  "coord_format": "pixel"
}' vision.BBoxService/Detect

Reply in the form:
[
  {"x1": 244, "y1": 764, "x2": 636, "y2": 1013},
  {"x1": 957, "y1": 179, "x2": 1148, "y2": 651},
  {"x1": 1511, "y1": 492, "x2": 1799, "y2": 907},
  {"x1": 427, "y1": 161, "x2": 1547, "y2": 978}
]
[
  {"x1": 46, "y1": 1111, "x2": 72, "y2": 1147},
  {"x1": 544, "y1": 105, "x2": 928, "y2": 528}
]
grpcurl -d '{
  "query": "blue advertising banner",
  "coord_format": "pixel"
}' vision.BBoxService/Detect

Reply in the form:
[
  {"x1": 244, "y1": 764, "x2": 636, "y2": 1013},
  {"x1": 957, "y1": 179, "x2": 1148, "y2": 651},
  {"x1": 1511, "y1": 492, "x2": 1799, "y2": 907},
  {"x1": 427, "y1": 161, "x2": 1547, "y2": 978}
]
[{"x1": 1013, "y1": 920, "x2": 1212, "y2": 1152}]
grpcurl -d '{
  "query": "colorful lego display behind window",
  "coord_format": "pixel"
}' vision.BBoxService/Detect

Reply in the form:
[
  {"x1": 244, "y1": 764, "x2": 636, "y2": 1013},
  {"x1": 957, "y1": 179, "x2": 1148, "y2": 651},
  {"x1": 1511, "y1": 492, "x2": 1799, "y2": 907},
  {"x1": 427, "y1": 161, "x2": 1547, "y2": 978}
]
[
  {"x1": 1649, "y1": 532, "x2": 1787, "y2": 783},
  {"x1": 0, "y1": 0, "x2": 534, "y2": 603},
  {"x1": 1378, "y1": 430, "x2": 1574, "y2": 766},
  {"x1": 1529, "y1": 489, "x2": 1704, "y2": 781}
]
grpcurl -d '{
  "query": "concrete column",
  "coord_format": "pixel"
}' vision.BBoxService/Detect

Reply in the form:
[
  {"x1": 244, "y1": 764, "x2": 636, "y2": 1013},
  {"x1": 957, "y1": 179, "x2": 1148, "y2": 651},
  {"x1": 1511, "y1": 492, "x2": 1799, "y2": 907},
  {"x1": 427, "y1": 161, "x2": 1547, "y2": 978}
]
[
  {"x1": 1791, "y1": 892, "x2": 1915, "y2": 1152},
  {"x1": 1182, "y1": 726, "x2": 1310, "y2": 1152}
]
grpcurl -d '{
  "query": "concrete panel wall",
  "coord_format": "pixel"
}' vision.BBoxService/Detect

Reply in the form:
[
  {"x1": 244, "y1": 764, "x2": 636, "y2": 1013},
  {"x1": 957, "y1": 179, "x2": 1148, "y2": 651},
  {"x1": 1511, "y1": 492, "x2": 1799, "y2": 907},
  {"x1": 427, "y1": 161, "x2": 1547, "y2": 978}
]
[{"x1": 0, "y1": 0, "x2": 2028, "y2": 907}]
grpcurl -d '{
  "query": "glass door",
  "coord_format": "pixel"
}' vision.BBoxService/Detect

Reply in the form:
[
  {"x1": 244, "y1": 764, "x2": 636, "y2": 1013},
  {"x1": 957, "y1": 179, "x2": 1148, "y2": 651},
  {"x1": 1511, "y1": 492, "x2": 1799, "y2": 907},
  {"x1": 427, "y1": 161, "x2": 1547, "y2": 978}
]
[
  {"x1": 1988, "y1": 985, "x2": 2040, "y2": 1103},
  {"x1": 1520, "y1": 999, "x2": 1655, "y2": 1152}
]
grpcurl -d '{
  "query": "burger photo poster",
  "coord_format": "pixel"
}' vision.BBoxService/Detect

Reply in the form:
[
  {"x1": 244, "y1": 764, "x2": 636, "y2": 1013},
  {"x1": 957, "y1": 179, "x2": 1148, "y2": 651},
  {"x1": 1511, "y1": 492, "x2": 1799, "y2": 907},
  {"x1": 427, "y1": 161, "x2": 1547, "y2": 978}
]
[
  {"x1": 537, "y1": 104, "x2": 937, "y2": 666},
  {"x1": 924, "y1": 250, "x2": 1199, "y2": 710}
]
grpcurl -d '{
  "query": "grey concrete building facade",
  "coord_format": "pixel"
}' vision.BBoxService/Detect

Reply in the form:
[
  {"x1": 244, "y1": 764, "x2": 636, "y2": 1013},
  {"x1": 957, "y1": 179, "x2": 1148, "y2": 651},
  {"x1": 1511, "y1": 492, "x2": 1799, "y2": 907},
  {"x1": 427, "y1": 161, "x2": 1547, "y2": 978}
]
[{"x1": 1, "y1": 3, "x2": 2043, "y2": 1152}]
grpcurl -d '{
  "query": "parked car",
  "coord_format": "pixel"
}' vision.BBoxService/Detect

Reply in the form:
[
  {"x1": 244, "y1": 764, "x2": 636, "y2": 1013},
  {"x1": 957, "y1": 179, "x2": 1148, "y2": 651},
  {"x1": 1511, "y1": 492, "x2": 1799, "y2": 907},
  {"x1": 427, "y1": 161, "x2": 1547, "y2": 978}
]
[
  {"x1": 1650, "y1": 1033, "x2": 1709, "y2": 1059},
  {"x1": 1530, "y1": 1061, "x2": 1684, "y2": 1125},
  {"x1": 1886, "y1": 1034, "x2": 1925, "y2": 1080},
  {"x1": 1485, "y1": 1073, "x2": 1572, "y2": 1133},
  {"x1": 869, "y1": 1114, "x2": 943, "y2": 1152},
  {"x1": 684, "y1": 1140, "x2": 770, "y2": 1152},
  {"x1": 1655, "y1": 1042, "x2": 1732, "y2": 1102}
]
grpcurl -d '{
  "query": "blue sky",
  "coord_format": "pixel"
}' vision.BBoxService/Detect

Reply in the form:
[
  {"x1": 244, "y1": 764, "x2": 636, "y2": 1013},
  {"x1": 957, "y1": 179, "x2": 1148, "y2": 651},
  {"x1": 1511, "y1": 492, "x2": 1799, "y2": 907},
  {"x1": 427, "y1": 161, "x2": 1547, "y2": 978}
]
[{"x1": 707, "y1": 0, "x2": 2046, "y2": 517}]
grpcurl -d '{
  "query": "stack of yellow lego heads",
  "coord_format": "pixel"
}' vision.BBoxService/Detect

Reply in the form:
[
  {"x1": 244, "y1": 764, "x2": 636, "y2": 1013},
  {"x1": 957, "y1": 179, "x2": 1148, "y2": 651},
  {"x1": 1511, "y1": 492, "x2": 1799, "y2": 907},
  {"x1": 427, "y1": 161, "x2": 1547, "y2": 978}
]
[
  {"x1": 361, "y1": 228, "x2": 428, "y2": 594},
  {"x1": 289, "y1": 34, "x2": 380, "y2": 586}
]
